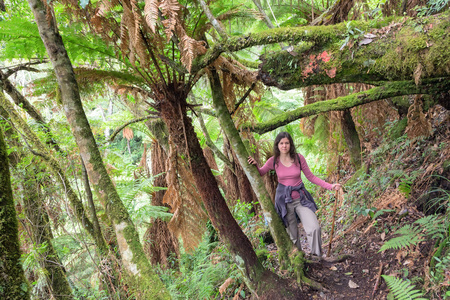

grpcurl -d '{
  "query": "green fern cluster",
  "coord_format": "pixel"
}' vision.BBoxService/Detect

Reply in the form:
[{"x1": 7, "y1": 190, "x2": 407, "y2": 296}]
[
  {"x1": 380, "y1": 215, "x2": 446, "y2": 252},
  {"x1": 382, "y1": 275, "x2": 427, "y2": 300}
]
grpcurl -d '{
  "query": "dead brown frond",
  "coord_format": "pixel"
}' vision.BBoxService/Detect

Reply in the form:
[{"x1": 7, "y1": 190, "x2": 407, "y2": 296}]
[
  {"x1": 414, "y1": 63, "x2": 423, "y2": 85},
  {"x1": 352, "y1": 92, "x2": 398, "y2": 153},
  {"x1": 142, "y1": 141, "x2": 179, "y2": 267},
  {"x1": 179, "y1": 34, "x2": 206, "y2": 73},
  {"x1": 213, "y1": 56, "x2": 258, "y2": 87},
  {"x1": 120, "y1": 6, "x2": 132, "y2": 59},
  {"x1": 375, "y1": 189, "x2": 408, "y2": 210},
  {"x1": 144, "y1": 0, "x2": 160, "y2": 33},
  {"x1": 405, "y1": 95, "x2": 432, "y2": 139},
  {"x1": 164, "y1": 138, "x2": 208, "y2": 252},
  {"x1": 123, "y1": 127, "x2": 134, "y2": 141},
  {"x1": 134, "y1": 144, "x2": 150, "y2": 179}
]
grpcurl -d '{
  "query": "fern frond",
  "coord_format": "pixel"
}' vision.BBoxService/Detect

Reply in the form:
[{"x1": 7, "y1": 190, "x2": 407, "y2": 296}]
[
  {"x1": 415, "y1": 215, "x2": 446, "y2": 240},
  {"x1": 382, "y1": 275, "x2": 427, "y2": 300},
  {"x1": 144, "y1": 0, "x2": 160, "y2": 33},
  {"x1": 164, "y1": 139, "x2": 208, "y2": 252},
  {"x1": 380, "y1": 225, "x2": 423, "y2": 252},
  {"x1": 120, "y1": 12, "x2": 131, "y2": 57}
]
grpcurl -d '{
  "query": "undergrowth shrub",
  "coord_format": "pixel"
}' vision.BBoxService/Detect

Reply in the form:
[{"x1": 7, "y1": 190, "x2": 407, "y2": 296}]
[
  {"x1": 157, "y1": 238, "x2": 240, "y2": 299},
  {"x1": 158, "y1": 200, "x2": 270, "y2": 299}
]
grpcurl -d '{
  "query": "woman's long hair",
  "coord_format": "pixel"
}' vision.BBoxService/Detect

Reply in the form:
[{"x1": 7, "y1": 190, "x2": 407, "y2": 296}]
[{"x1": 273, "y1": 132, "x2": 299, "y2": 167}]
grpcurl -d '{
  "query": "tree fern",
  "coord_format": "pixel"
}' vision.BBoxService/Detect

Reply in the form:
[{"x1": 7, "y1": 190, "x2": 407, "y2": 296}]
[{"x1": 382, "y1": 275, "x2": 427, "y2": 300}]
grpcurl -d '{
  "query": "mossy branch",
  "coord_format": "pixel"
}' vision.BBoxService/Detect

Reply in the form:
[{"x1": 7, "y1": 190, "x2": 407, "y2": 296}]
[{"x1": 242, "y1": 77, "x2": 450, "y2": 134}]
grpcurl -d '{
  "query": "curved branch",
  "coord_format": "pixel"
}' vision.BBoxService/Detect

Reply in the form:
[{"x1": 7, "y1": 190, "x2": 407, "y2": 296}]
[
  {"x1": 109, "y1": 114, "x2": 159, "y2": 142},
  {"x1": 242, "y1": 77, "x2": 450, "y2": 134}
]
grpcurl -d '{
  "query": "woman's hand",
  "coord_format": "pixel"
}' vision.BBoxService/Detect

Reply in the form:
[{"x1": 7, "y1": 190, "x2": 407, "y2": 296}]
[
  {"x1": 247, "y1": 156, "x2": 257, "y2": 165},
  {"x1": 332, "y1": 183, "x2": 341, "y2": 191}
]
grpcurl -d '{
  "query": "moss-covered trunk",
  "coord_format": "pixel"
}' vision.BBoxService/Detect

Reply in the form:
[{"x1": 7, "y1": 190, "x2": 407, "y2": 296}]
[
  {"x1": 27, "y1": 1, "x2": 169, "y2": 298},
  {"x1": 192, "y1": 11, "x2": 450, "y2": 86},
  {"x1": 158, "y1": 85, "x2": 298, "y2": 298},
  {"x1": 0, "y1": 127, "x2": 30, "y2": 300},
  {"x1": 207, "y1": 69, "x2": 295, "y2": 267},
  {"x1": 0, "y1": 93, "x2": 109, "y2": 254}
]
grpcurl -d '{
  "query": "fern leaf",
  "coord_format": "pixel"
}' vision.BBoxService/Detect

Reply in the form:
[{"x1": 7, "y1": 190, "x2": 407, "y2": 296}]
[
  {"x1": 382, "y1": 275, "x2": 427, "y2": 300},
  {"x1": 415, "y1": 215, "x2": 446, "y2": 240},
  {"x1": 144, "y1": 0, "x2": 160, "y2": 33},
  {"x1": 380, "y1": 225, "x2": 423, "y2": 252}
]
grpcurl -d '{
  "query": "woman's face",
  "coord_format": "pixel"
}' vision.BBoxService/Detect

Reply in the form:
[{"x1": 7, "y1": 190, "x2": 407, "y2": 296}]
[{"x1": 278, "y1": 137, "x2": 290, "y2": 154}]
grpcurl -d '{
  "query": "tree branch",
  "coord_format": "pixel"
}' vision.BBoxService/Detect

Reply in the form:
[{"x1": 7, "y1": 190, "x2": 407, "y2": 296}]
[
  {"x1": 242, "y1": 77, "x2": 450, "y2": 134},
  {"x1": 231, "y1": 82, "x2": 255, "y2": 115},
  {"x1": 109, "y1": 114, "x2": 159, "y2": 142}
]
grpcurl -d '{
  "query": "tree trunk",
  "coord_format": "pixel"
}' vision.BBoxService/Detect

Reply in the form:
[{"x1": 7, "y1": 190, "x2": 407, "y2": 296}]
[
  {"x1": 207, "y1": 69, "x2": 294, "y2": 268},
  {"x1": 2, "y1": 112, "x2": 73, "y2": 299},
  {"x1": 0, "y1": 96, "x2": 122, "y2": 298},
  {"x1": 0, "y1": 93, "x2": 109, "y2": 255},
  {"x1": 0, "y1": 127, "x2": 30, "y2": 300},
  {"x1": 26, "y1": 1, "x2": 169, "y2": 298},
  {"x1": 158, "y1": 86, "x2": 298, "y2": 298}
]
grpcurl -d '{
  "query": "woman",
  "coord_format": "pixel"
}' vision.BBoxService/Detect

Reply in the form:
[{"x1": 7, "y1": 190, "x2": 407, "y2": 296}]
[{"x1": 248, "y1": 132, "x2": 340, "y2": 258}]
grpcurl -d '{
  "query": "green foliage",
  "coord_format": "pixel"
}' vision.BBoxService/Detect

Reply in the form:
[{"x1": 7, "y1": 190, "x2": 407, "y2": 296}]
[
  {"x1": 116, "y1": 176, "x2": 173, "y2": 226},
  {"x1": 382, "y1": 275, "x2": 427, "y2": 300},
  {"x1": 21, "y1": 243, "x2": 50, "y2": 296},
  {"x1": 0, "y1": 17, "x2": 46, "y2": 60},
  {"x1": 158, "y1": 238, "x2": 240, "y2": 299},
  {"x1": 418, "y1": 175, "x2": 450, "y2": 214},
  {"x1": 340, "y1": 21, "x2": 365, "y2": 50},
  {"x1": 380, "y1": 224, "x2": 423, "y2": 251},
  {"x1": 416, "y1": 0, "x2": 450, "y2": 16},
  {"x1": 380, "y1": 213, "x2": 447, "y2": 250},
  {"x1": 353, "y1": 205, "x2": 394, "y2": 219}
]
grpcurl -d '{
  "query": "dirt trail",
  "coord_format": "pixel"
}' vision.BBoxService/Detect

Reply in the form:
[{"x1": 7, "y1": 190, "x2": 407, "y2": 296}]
[{"x1": 290, "y1": 211, "x2": 433, "y2": 299}]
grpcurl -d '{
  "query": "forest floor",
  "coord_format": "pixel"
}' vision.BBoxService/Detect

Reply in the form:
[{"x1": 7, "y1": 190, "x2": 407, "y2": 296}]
[
  {"x1": 265, "y1": 208, "x2": 434, "y2": 299},
  {"x1": 303, "y1": 210, "x2": 433, "y2": 299}
]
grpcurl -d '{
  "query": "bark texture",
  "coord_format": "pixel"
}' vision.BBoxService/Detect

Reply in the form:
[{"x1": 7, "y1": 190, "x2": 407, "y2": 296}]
[
  {"x1": 341, "y1": 109, "x2": 361, "y2": 169},
  {"x1": 27, "y1": 0, "x2": 169, "y2": 298},
  {"x1": 0, "y1": 127, "x2": 30, "y2": 300}
]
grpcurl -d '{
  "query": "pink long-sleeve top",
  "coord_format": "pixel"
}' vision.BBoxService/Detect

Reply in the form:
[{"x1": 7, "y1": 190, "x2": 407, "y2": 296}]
[{"x1": 257, "y1": 154, "x2": 333, "y2": 199}]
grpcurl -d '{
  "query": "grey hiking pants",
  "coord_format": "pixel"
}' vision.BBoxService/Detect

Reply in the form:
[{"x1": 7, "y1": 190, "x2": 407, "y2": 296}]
[{"x1": 286, "y1": 197, "x2": 322, "y2": 256}]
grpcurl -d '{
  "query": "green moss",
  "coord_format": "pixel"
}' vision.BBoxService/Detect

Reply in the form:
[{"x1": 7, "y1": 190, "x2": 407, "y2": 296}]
[{"x1": 388, "y1": 118, "x2": 408, "y2": 139}]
